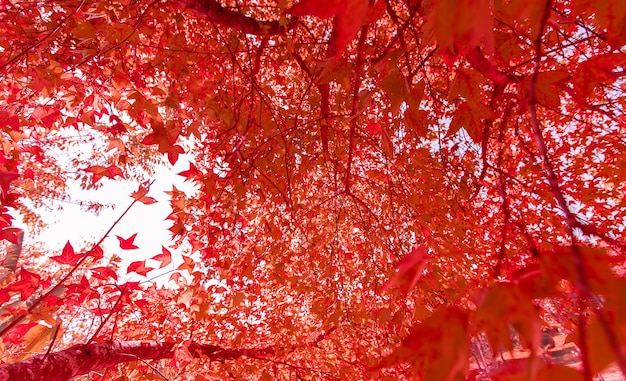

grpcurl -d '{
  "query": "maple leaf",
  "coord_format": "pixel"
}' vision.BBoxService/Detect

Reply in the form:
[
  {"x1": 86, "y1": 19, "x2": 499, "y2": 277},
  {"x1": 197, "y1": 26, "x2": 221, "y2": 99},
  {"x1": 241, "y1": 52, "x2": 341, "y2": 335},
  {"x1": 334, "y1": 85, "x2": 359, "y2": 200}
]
[
  {"x1": 177, "y1": 162, "x2": 200, "y2": 179},
  {"x1": 572, "y1": 53, "x2": 625, "y2": 105},
  {"x1": 3, "y1": 322, "x2": 38, "y2": 345},
  {"x1": 50, "y1": 241, "x2": 83, "y2": 265},
  {"x1": 167, "y1": 145, "x2": 185, "y2": 165},
  {"x1": 374, "y1": 307, "x2": 469, "y2": 379},
  {"x1": 0, "y1": 171, "x2": 19, "y2": 198},
  {"x1": 1, "y1": 227, "x2": 22, "y2": 244},
  {"x1": 116, "y1": 233, "x2": 139, "y2": 250},
  {"x1": 177, "y1": 255, "x2": 194, "y2": 274},
  {"x1": 106, "y1": 115, "x2": 128, "y2": 136},
  {"x1": 141, "y1": 121, "x2": 180, "y2": 153},
  {"x1": 130, "y1": 182, "x2": 157, "y2": 205},
  {"x1": 424, "y1": 0, "x2": 494, "y2": 59},
  {"x1": 88, "y1": 245, "x2": 104, "y2": 261},
  {"x1": 84, "y1": 165, "x2": 125, "y2": 184},
  {"x1": 2, "y1": 1, "x2": 626, "y2": 379},
  {"x1": 0, "y1": 110, "x2": 19, "y2": 131},
  {"x1": 90, "y1": 266, "x2": 118, "y2": 281},
  {"x1": 127, "y1": 260, "x2": 154, "y2": 276},
  {"x1": 152, "y1": 246, "x2": 172, "y2": 269},
  {"x1": 23, "y1": 168, "x2": 34, "y2": 180},
  {"x1": 380, "y1": 246, "x2": 429, "y2": 295},
  {"x1": 447, "y1": 101, "x2": 495, "y2": 143},
  {"x1": 8, "y1": 268, "x2": 41, "y2": 300}
]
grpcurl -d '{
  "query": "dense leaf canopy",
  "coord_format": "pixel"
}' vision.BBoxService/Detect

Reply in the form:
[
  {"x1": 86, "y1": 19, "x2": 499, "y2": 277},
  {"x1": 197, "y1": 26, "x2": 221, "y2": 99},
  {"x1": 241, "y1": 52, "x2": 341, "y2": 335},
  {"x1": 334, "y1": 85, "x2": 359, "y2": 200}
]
[{"x1": 0, "y1": 0, "x2": 625, "y2": 380}]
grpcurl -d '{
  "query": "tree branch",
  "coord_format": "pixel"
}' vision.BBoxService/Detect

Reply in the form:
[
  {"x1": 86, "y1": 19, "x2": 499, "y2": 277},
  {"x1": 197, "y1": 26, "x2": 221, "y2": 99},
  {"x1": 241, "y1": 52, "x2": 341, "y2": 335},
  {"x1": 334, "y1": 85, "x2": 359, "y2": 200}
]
[
  {"x1": 0, "y1": 230, "x2": 23, "y2": 284},
  {"x1": 178, "y1": 0, "x2": 289, "y2": 36},
  {"x1": 0, "y1": 340, "x2": 274, "y2": 381},
  {"x1": 345, "y1": 24, "x2": 369, "y2": 192},
  {"x1": 526, "y1": 1, "x2": 626, "y2": 378}
]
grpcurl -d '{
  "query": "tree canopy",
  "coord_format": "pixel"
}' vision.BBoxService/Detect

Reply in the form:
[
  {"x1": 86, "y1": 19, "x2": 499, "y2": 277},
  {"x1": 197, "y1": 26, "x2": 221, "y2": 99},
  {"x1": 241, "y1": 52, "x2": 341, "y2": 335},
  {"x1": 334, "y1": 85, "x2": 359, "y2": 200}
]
[{"x1": 0, "y1": 0, "x2": 625, "y2": 379}]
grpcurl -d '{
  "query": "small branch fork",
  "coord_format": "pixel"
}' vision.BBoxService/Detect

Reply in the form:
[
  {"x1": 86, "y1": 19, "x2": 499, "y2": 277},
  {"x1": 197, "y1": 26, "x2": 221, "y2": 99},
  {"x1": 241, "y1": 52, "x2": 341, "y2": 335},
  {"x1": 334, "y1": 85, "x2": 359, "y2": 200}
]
[{"x1": 526, "y1": 1, "x2": 626, "y2": 378}]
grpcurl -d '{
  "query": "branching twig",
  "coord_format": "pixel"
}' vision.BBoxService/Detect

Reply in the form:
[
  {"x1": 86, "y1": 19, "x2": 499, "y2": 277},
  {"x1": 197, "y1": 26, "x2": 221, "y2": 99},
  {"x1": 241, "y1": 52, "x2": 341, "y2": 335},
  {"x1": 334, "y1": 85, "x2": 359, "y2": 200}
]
[{"x1": 87, "y1": 286, "x2": 127, "y2": 344}]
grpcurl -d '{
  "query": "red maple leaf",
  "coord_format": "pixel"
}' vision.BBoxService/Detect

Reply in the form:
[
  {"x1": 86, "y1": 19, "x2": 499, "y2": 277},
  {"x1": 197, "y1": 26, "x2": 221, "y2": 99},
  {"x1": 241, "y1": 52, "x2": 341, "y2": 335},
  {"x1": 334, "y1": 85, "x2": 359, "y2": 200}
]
[
  {"x1": 50, "y1": 241, "x2": 84, "y2": 265},
  {"x1": 167, "y1": 145, "x2": 185, "y2": 165},
  {"x1": 0, "y1": 171, "x2": 19, "y2": 198},
  {"x1": 90, "y1": 266, "x2": 118, "y2": 281},
  {"x1": 116, "y1": 233, "x2": 139, "y2": 250},
  {"x1": 380, "y1": 246, "x2": 429, "y2": 295},
  {"x1": 177, "y1": 162, "x2": 200, "y2": 179},
  {"x1": 2, "y1": 227, "x2": 22, "y2": 244},
  {"x1": 127, "y1": 260, "x2": 154, "y2": 276},
  {"x1": 8, "y1": 268, "x2": 40, "y2": 300},
  {"x1": 106, "y1": 115, "x2": 128, "y2": 136},
  {"x1": 177, "y1": 255, "x2": 195, "y2": 274},
  {"x1": 88, "y1": 245, "x2": 104, "y2": 261},
  {"x1": 3, "y1": 322, "x2": 38, "y2": 345},
  {"x1": 141, "y1": 121, "x2": 180, "y2": 153}
]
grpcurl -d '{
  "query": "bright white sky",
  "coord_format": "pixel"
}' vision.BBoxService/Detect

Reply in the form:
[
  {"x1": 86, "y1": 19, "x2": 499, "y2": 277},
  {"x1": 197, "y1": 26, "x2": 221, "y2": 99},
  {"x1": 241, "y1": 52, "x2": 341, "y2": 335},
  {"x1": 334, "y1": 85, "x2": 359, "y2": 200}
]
[{"x1": 17, "y1": 156, "x2": 198, "y2": 283}]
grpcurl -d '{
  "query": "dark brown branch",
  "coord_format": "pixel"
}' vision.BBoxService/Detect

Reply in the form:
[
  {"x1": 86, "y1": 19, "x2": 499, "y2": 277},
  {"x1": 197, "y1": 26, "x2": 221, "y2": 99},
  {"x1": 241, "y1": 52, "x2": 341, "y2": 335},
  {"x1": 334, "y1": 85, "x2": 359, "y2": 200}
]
[
  {"x1": 526, "y1": 1, "x2": 626, "y2": 378},
  {"x1": 345, "y1": 25, "x2": 369, "y2": 192},
  {"x1": 179, "y1": 0, "x2": 289, "y2": 36},
  {"x1": 0, "y1": 340, "x2": 274, "y2": 381},
  {"x1": 494, "y1": 105, "x2": 514, "y2": 277}
]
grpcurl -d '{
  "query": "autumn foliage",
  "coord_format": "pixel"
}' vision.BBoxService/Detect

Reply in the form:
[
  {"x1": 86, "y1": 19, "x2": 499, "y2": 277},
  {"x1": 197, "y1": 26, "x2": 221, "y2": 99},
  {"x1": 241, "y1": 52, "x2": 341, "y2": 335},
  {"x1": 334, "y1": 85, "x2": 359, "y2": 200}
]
[{"x1": 0, "y1": 0, "x2": 625, "y2": 380}]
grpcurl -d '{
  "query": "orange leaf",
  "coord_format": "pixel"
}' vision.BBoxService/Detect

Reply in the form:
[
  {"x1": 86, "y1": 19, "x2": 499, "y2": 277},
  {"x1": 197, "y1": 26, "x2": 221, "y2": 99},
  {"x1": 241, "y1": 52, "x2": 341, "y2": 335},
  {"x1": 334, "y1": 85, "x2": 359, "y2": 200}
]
[
  {"x1": 131, "y1": 182, "x2": 157, "y2": 205},
  {"x1": 177, "y1": 255, "x2": 195, "y2": 274},
  {"x1": 84, "y1": 165, "x2": 125, "y2": 184},
  {"x1": 152, "y1": 246, "x2": 172, "y2": 269}
]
